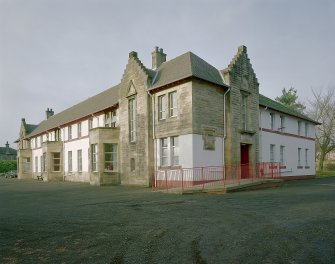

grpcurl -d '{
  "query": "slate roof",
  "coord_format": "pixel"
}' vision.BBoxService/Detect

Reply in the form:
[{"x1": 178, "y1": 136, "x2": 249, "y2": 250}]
[
  {"x1": 150, "y1": 52, "x2": 225, "y2": 90},
  {"x1": 259, "y1": 94, "x2": 320, "y2": 124},
  {"x1": 26, "y1": 124, "x2": 38, "y2": 134},
  {"x1": 26, "y1": 84, "x2": 120, "y2": 138},
  {"x1": 0, "y1": 146, "x2": 17, "y2": 155}
]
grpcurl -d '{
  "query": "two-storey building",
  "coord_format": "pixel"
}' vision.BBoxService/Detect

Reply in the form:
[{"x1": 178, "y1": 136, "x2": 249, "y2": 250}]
[{"x1": 16, "y1": 46, "x2": 319, "y2": 186}]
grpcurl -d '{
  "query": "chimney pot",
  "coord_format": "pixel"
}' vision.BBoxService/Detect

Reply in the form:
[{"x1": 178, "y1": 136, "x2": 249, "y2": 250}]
[{"x1": 152, "y1": 46, "x2": 166, "y2": 70}]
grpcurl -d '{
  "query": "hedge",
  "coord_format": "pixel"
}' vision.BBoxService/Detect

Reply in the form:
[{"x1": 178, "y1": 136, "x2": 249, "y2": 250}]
[{"x1": 0, "y1": 160, "x2": 17, "y2": 173}]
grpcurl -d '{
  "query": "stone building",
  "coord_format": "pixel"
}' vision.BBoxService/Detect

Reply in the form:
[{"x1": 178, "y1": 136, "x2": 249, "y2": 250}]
[{"x1": 16, "y1": 46, "x2": 319, "y2": 185}]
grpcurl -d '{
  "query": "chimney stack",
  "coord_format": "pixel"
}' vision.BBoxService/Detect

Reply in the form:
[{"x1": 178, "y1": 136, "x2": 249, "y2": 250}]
[
  {"x1": 46, "y1": 108, "x2": 54, "y2": 119},
  {"x1": 151, "y1": 46, "x2": 166, "y2": 70}
]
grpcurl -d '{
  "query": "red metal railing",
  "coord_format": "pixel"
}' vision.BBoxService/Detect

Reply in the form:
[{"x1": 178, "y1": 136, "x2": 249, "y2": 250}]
[{"x1": 152, "y1": 163, "x2": 281, "y2": 191}]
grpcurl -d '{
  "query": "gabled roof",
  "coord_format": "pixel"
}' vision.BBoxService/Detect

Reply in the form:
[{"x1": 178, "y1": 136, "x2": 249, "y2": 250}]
[
  {"x1": 26, "y1": 124, "x2": 38, "y2": 134},
  {"x1": 259, "y1": 94, "x2": 320, "y2": 124},
  {"x1": 150, "y1": 52, "x2": 225, "y2": 90},
  {"x1": 27, "y1": 84, "x2": 120, "y2": 138}
]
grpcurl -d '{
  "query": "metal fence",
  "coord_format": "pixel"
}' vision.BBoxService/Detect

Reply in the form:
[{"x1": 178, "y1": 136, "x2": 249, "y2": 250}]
[{"x1": 152, "y1": 162, "x2": 281, "y2": 191}]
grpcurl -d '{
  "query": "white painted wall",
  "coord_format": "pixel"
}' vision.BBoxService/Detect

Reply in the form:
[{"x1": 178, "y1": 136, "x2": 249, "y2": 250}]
[
  {"x1": 155, "y1": 134, "x2": 223, "y2": 169},
  {"x1": 259, "y1": 107, "x2": 316, "y2": 176}
]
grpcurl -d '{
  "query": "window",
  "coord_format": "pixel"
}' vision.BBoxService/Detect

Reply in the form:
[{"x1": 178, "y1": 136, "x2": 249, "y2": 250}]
[
  {"x1": 89, "y1": 118, "x2": 93, "y2": 130},
  {"x1": 130, "y1": 158, "x2": 135, "y2": 172},
  {"x1": 241, "y1": 95, "x2": 247, "y2": 130},
  {"x1": 23, "y1": 157, "x2": 30, "y2": 173},
  {"x1": 68, "y1": 125, "x2": 72, "y2": 140},
  {"x1": 68, "y1": 151, "x2": 72, "y2": 172},
  {"x1": 270, "y1": 113, "x2": 275, "y2": 130},
  {"x1": 158, "y1": 95, "x2": 166, "y2": 120},
  {"x1": 91, "y1": 144, "x2": 98, "y2": 172},
  {"x1": 41, "y1": 154, "x2": 46, "y2": 172},
  {"x1": 34, "y1": 138, "x2": 37, "y2": 149},
  {"x1": 305, "y1": 123, "x2": 308, "y2": 137},
  {"x1": 52, "y1": 152, "x2": 61, "y2": 172},
  {"x1": 78, "y1": 122, "x2": 82, "y2": 138},
  {"x1": 171, "y1": 136, "x2": 179, "y2": 166},
  {"x1": 160, "y1": 138, "x2": 168, "y2": 166},
  {"x1": 169, "y1": 91, "x2": 177, "y2": 117},
  {"x1": 35, "y1": 156, "x2": 38, "y2": 172},
  {"x1": 280, "y1": 116, "x2": 285, "y2": 132},
  {"x1": 298, "y1": 121, "x2": 302, "y2": 136},
  {"x1": 77, "y1": 149, "x2": 82, "y2": 172},
  {"x1": 104, "y1": 144, "x2": 117, "y2": 171},
  {"x1": 280, "y1": 146, "x2": 285, "y2": 165},
  {"x1": 55, "y1": 129, "x2": 61, "y2": 141},
  {"x1": 270, "y1": 144, "x2": 275, "y2": 163},
  {"x1": 298, "y1": 148, "x2": 302, "y2": 166},
  {"x1": 105, "y1": 112, "x2": 111, "y2": 127},
  {"x1": 111, "y1": 110, "x2": 117, "y2": 127},
  {"x1": 305, "y1": 149, "x2": 309, "y2": 166},
  {"x1": 129, "y1": 98, "x2": 136, "y2": 142}
]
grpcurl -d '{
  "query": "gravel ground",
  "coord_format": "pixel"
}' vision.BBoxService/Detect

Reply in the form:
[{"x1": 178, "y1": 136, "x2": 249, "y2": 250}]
[{"x1": 0, "y1": 177, "x2": 334, "y2": 264}]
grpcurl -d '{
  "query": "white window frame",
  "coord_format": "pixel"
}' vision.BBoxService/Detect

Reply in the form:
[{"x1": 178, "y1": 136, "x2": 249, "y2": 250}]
[
  {"x1": 77, "y1": 149, "x2": 82, "y2": 172},
  {"x1": 78, "y1": 122, "x2": 82, "y2": 138},
  {"x1": 280, "y1": 145, "x2": 285, "y2": 165},
  {"x1": 280, "y1": 115, "x2": 285, "y2": 132},
  {"x1": 270, "y1": 113, "x2": 275, "y2": 130},
  {"x1": 158, "y1": 94, "x2": 166, "y2": 120},
  {"x1": 68, "y1": 125, "x2": 72, "y2": 140},
  {"x1": 270, "y1": 144, "x2": 275, "y2": 163},
  {"x1": 169, "y1": 91, "x2": 177, "y2": 117},
  {"x1": 160, "y1": 138, "x2": 168, "y2": 166},
  {"x1": 171, "y1": 136, "x2": 179, "y2": 166},
  {"x1": 91, "y1": 144, "x2": 98, "y2": 172},
  {"x1": 68, "y1": 151, "x2": 72, "y2": 172}
]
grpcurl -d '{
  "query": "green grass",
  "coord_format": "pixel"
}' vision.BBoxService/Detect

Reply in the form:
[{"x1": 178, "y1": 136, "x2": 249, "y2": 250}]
[{"x1": 316, "y1": 170, "x2": 335, "y2": 177}]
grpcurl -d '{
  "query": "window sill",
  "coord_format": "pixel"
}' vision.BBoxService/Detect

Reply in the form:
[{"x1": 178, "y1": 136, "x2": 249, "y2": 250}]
[
  {"x1": 239, "y1": 129, "x2": 256, "y2": 135},
  {"x1": 158, "y1": 165, "x2": 182, "y2": 170},
  {"x1": 104, "y1": 170, "x2": 118, "y2": 174}
]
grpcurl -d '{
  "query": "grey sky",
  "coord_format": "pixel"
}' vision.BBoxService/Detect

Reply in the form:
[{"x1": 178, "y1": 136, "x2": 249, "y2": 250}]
[{"x1": 1, "y1": 0, "x2": 334, "y2": 148}]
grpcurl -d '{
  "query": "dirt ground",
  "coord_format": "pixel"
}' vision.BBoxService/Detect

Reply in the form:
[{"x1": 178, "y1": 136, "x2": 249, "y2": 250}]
[{"x1": 0, "y1": 177, "x2": 334, "y2": 264}]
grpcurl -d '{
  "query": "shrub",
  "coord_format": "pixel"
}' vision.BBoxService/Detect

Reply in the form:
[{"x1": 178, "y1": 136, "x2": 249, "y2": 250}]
[
  {"x1": 0, "y1": 160, "x2": 17, "y2": 173},
  {"x1": 325, "y1": 162, "x2": 335, "y2": 171}
]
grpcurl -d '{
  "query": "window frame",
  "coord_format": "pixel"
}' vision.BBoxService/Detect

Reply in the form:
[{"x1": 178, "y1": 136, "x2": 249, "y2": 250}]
[
  {"x1": 68, "y1": 125, "x2": 72, "y2": 140},
  {"x1": 160, "y1": 138, "x2": 168, "y2": 166},
  {"x1": 68, "y1": 151, "x2": 72, "y2": 172},
  {"x1": 104, "y1": 143, "x2": 118, "y2": 172},
  {"x1": 129, "y1": 97, "x2": 136, "y2": 143},
  {"x1": 52, "y1": 152, "x2": 61, "y2": 172},
  {"x1": 158, "y1": 94, "x2": 167, "y2": 120},
  {"x1": 171, "y1": 136, "x2": 179, "y2": 166},
  {"x1": 270, "y1": 144, "x2": 275, "y2": 163},
  {"x1": 77, "y1": 149, "x2": 82, "y2": 172},
  {"x1": 78, "y1": 122, "x2": 82, "y2": 138},
  {"x1": 91, "y1": 144, "x2": 98, "y2": 172},
  {"x1": 169, "y1": 91, "x2": 177, "y2": 117}
]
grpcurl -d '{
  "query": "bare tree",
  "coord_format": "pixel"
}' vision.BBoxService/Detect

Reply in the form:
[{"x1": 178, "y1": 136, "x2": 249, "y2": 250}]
[{"x1": 308, "y1": 87, "x2": 335, "y2": 171}]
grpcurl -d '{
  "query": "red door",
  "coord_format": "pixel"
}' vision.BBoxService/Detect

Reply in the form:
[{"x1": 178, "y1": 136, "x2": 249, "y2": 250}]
[{"x1": 241, "y1": 144, "x2": 249, "y2": 179}]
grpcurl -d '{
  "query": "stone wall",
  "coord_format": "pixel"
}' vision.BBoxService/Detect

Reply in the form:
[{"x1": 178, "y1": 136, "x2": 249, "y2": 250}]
[
  {"x1": 223, "y1": 46, "x2": 260, "y2": 166},
  {"x1": 118, "y1": 52, "x2": 154, "y2": 186}
]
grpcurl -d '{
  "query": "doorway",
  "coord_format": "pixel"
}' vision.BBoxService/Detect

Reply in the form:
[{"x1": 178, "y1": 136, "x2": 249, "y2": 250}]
[{"x1": 240, "y1": 144, "x2": 249, "y2": 179}]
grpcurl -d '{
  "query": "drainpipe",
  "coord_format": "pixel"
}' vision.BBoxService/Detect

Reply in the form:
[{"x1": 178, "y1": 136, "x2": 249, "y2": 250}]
[
  {"x1": 147, "y1": 90, "x2": 157, "y2": 187},
  {"x1": 259, "y1": 106, "x2": 268, "y2": 163},
  {"x1": 223, "y1": 88, "x2": 231, "y2": 178}
]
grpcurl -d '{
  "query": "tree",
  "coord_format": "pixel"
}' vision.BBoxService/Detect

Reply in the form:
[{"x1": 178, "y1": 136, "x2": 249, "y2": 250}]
[
  {"x1": 308, "y1": 87, "x2": 335, "y2": 171},
  {"x1": 275, "y1": 87, "x2": 306, "y2": 113}
]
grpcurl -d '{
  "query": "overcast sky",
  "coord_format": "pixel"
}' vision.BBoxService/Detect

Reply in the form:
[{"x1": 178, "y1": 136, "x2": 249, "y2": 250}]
[{"x1": 1, "y1": 0, "x2": 334, "y2": 148}]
